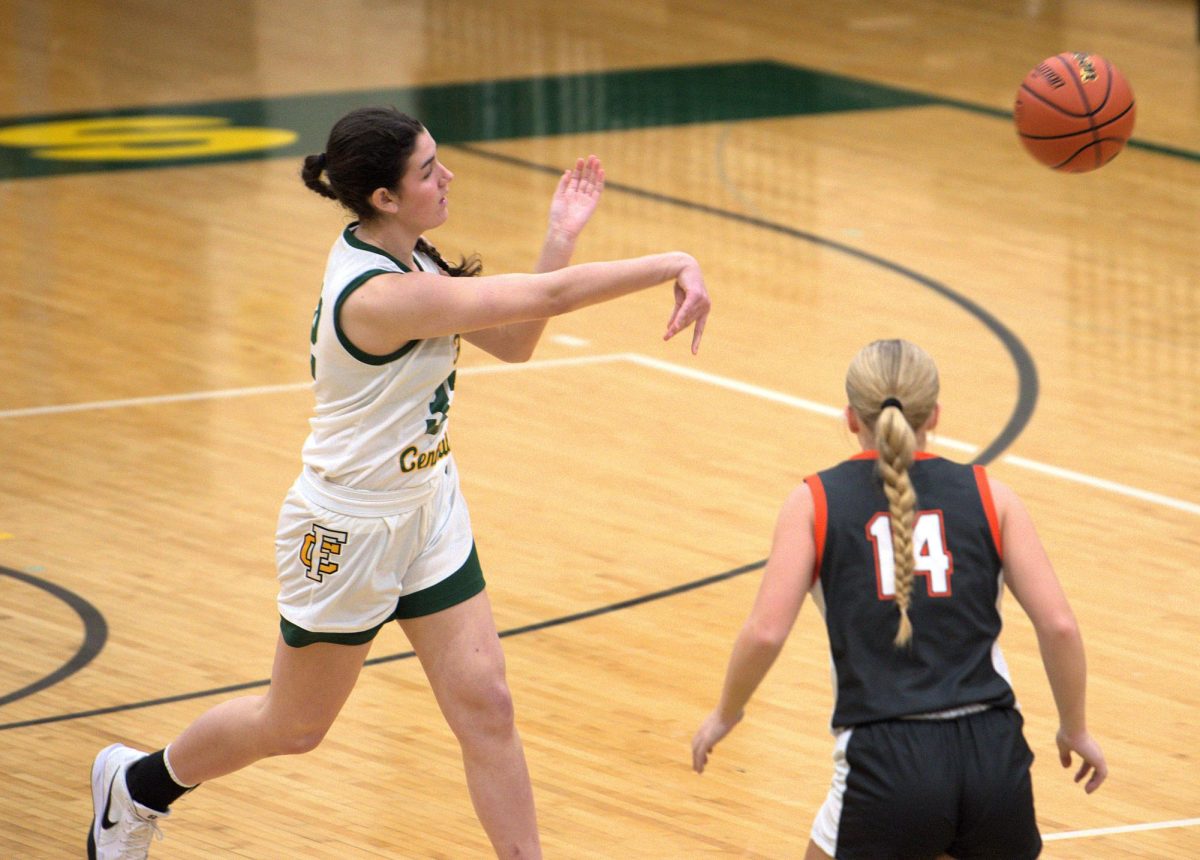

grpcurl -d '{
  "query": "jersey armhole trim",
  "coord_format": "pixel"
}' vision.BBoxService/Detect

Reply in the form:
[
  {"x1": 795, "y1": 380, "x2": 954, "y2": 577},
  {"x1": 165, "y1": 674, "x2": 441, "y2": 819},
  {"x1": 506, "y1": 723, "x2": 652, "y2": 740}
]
[
  {"x1": 804, "y1": 474, "x2": 828, "y2": 586},
  {"x1": 973, "y1": 464, "x2": 1003, "y2": 561},
  {"x1": 333, "y1": 269, "x2": 420, "y2": 365}
]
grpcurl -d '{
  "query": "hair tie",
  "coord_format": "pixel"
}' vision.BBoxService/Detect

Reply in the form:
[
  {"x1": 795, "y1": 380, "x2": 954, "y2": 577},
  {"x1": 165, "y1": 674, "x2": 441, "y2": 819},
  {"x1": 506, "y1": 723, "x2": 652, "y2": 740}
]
[
  {"x1": 881, "y1": 397, "x2": 903, "y2": 412},
  {"x1": 316, "y1": 152, "x2": 328, "y2": 170}
]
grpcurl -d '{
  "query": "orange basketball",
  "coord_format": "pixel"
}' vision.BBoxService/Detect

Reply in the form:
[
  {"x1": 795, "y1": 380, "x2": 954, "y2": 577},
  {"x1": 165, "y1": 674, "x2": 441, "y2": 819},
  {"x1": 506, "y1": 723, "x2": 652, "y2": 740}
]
[{"x1": 1014, "y1": 52, "x2": 1136, "y2": 173}]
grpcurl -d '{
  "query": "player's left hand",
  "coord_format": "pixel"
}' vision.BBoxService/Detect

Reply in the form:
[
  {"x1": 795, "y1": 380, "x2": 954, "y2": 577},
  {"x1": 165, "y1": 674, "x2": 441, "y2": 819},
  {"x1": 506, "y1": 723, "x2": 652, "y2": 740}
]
[
  {"x1": 1056, "y1": 727, "x2": 1108, "y2": 793},
  {"x1": 547, "y1": 155, "x2": 605, "y2": 241}
]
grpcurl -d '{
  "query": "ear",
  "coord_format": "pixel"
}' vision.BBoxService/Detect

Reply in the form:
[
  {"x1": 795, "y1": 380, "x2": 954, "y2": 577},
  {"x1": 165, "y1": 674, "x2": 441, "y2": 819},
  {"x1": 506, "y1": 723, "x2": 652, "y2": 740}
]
[
  {"x1": 845, "y1": 405, "x2": 860, "y2": 433},
  {"x1": 369, "y1": 186, "x2": 400, "y2": 215},
  {"x1": 925, "y1": 403, "x2": 940, "y2": 432}
]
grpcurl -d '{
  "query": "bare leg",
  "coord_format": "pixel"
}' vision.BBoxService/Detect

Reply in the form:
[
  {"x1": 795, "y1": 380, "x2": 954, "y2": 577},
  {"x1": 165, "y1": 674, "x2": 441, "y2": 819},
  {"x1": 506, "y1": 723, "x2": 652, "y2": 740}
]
[
  {"x1": 166, "y1": 634, "x2": 372, "y2": 785},
  {"x1": 400, "y1": 590, "x2": 540, "y2": 859}
]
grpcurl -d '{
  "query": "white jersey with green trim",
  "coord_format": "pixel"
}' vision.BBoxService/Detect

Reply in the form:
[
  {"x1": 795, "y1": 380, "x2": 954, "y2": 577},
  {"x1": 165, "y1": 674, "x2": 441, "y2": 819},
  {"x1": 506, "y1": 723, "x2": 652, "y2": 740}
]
[{"x1": 301, "y1": 224, "x2": 459, "y2": 493}]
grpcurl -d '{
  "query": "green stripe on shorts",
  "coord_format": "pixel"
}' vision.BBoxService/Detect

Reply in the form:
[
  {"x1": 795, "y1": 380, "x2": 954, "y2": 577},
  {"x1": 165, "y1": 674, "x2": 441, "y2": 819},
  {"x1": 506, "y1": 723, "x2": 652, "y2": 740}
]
[
  {"x1": 279, "y1": 617, "x2": 383, "y2": 648},
  {"x1": 393, "y1": 542, "x2": 485, "y2": 619},
  {"x1": 279, "y1": 543, "x2": 486, "y2": 646}
]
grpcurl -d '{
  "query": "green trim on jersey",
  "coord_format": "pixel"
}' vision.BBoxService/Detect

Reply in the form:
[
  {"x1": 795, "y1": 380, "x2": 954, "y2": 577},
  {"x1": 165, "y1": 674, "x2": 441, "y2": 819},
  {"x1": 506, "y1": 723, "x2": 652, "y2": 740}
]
[
  {"x1": 332, "y1": 268, "x2": 420, "y2": 365},
  {"x1": 342, "y1": 223, "x2": 413, "y2": 271}
]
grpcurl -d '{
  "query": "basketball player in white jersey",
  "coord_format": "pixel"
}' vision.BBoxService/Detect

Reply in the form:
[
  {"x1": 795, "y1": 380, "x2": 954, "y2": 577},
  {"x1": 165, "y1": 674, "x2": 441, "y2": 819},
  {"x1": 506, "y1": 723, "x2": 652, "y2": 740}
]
[{"x1": 89, "y1": 106, "x2": 710, "y2": 859}]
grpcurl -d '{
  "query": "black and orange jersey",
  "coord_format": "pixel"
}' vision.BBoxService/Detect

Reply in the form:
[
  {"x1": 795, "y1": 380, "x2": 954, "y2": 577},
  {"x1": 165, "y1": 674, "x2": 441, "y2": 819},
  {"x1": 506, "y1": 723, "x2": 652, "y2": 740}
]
[{"x1": 805, "y1": 453, "x2": 1017, "y2": 728}]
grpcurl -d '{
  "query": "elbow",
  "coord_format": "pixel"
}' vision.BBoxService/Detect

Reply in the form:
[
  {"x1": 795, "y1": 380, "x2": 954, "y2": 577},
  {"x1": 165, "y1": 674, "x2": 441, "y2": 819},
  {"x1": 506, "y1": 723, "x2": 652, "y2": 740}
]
[
  {"x1": 487, "y1": 342, "x2": 535, "y2": 363},
  {"x1": 1038, "y1": 609, "x2": 1081, "y2": 646},
  {"x1": 503, "y1": 344, "x2": 537, "y2": 364},
  {"x1": 744, "y1": 618, "x2": 790, "y2": 653}
]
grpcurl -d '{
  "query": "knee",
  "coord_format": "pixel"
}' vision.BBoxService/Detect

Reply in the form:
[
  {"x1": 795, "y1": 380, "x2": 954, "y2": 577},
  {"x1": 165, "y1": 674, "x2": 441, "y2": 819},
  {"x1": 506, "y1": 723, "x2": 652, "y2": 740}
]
[
  {"x1": 265, "y1": 719, "x2": 333, "y2": 757},
  {"x1": 446, "y1": 677, "x2": 517, "y2": 743}
]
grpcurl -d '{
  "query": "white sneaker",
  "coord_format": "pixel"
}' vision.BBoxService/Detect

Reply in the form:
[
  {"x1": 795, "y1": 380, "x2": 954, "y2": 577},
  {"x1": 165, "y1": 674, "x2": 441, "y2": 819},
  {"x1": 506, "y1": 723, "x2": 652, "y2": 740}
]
[{"x1": 88, "y1": 744, "x2": 168, "y2": 859}]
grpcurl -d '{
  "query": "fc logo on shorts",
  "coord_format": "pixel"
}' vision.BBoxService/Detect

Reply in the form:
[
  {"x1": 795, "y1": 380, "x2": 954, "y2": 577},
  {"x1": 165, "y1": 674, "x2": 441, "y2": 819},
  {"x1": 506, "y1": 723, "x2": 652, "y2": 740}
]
[{"x1": 299, "y1": 525, "x2": 349, "y2": 583}]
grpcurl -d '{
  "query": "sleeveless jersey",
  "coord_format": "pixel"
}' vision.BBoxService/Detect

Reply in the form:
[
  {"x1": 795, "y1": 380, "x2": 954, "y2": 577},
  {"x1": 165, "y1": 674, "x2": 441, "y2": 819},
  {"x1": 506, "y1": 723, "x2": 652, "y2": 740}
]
[
  {"x1": 301, "y1": 224, "x2": 459, "y2": 492},
  {"x1": 805, "y1": 452, "x2": 1016, "y2": 728}
]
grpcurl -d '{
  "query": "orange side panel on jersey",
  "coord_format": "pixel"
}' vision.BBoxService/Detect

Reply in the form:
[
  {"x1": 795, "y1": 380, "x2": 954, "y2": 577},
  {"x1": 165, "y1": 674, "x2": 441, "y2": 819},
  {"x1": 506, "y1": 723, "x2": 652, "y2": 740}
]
[
  {"x1": 973, "y1": 464, "x2": 1003, "y2": 561},
  {"x1": 804, "y1": 474, "x2": 828, "y2": 585}
]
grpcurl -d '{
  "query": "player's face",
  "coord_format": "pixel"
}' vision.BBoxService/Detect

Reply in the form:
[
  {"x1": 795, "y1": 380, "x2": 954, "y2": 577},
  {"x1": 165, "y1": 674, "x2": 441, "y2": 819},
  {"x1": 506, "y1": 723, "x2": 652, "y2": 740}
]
[{"x1": 398, "y1": 129, "x2": 453, "y2": 230}]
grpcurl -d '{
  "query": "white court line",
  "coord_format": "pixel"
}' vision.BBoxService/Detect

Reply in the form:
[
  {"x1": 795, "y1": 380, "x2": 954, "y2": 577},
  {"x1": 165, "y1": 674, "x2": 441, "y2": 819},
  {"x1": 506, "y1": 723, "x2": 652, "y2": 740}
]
[
  {"x1": 622, "y1": 353, "x2": 1200, "y2": 517},
  {"x1": 3, "y1": 351, "x2": 1196, "y2": 517},
  {"x1": 1043, "y1": 817, "x2": 1200, "y2": 842},
  {"x1": 0, "y1": 354, "x2": 627, "y2": 420},
  {"x1": 620, "y1": 352, "x2": 844, "y2": 418},
  {"x1": 1000, "y1": 455, "x2": 1200, "y2": 516},
  {"x1": 0, "y1": 382, "x2": 313, "y2": 419}
]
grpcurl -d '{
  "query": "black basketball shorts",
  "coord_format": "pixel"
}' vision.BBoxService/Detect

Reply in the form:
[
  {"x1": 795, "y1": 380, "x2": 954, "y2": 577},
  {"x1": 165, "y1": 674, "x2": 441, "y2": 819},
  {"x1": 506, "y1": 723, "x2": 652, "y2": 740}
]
[{"x1": 811, "y1": 707, "x2": 1041, "y2": 859}]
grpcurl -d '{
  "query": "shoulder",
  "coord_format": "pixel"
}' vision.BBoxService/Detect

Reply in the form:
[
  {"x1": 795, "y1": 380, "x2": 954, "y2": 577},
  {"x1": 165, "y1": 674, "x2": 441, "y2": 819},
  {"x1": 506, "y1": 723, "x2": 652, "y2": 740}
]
[
  {"x1": 785, "y1": 480, "x2": 815, "y2": 509},
  {"x1": 979, "y1": 473, "x2": 1023, "y2": 524},
  {"x1": 775, "y1": 481, "x2": 816, "y2": 531}
]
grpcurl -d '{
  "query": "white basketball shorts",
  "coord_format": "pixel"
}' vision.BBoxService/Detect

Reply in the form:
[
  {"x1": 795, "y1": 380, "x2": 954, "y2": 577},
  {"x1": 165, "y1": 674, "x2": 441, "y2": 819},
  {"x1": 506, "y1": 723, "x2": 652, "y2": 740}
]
[{"x1": 275, "y1": 456, "x2": 482, "y2": 646}]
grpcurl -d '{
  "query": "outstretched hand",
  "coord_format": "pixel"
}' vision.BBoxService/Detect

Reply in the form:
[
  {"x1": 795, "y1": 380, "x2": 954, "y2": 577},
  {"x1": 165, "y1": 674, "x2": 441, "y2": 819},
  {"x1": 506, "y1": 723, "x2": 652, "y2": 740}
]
[
  {"x1": 664, "y1": 254, "x2": 711, "y2": 354},
  {"x1": 1056, "y1": 727, "x2": 1108, "y2": 793},
  {"x1": 547, "y1": 155, "x2": 605, "y2": 241}
]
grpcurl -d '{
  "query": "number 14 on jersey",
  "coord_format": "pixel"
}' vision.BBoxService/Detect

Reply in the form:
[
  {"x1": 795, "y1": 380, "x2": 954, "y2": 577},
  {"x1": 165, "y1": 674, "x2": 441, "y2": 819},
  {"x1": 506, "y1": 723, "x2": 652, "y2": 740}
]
[{"x1": 866, "y1": 511, "x2": 954, "y2": 599}]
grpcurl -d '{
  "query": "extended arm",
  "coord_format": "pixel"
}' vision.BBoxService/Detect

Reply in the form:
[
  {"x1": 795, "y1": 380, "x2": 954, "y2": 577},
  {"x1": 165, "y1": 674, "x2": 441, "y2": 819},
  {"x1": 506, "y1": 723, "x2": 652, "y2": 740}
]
[
  {"x1": 992, "y1": 477, "x2": 1107, "y2": 793},
  {"x1": 692, "y1": 484, "x2": 815, "y2": 773},
  {"x1": 341, "y1": 251, "x2": 709, "y2": 357},
  {"x1": 463, "y1": 155, "x2": 605, "y2": 361}
]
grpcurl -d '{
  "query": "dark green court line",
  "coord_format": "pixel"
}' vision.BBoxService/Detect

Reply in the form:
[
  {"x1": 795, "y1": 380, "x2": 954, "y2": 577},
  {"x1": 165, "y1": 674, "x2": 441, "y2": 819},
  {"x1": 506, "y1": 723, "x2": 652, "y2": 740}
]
[
  {"x1": 2, "y1": 59, "x2": 1194, "y2": 182},
  {"x1": 0, "y1": 566, "x2": 107, "y2": 709},
  {"x1": 930, "y1": 95, "x2": 1198, "y2": 161},
  {"x1": 0, "y1": 61, "x2": 933, "y2": 181},
  {"x1": 0, "y1": 560, "x2": 764, "y2": 731}
]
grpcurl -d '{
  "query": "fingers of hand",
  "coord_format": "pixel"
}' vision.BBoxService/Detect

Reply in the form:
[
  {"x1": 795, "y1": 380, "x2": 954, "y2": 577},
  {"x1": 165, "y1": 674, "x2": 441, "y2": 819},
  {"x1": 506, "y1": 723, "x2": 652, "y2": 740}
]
[
  {"x1": 691, "y1": 735, "x2": 712, "y2": 773},
  {"x1": 575, "y1": 156, "x2": 602, "y2": 197},
  {"x1": 585, "y1": 155, "x2": 605, "y2": 192},
  {"x1": 690, "y1": 311, "x2": 708, "y2": 354},
  {"x1": 1073, "y1": 757, "x2": 1107, "y2": 792},
  {"x1": 664, "y1": 308, "x2": 708, "y2": 344},
  {"x1": 664, "y1": 286, "x2": 711, "y2": 344}
]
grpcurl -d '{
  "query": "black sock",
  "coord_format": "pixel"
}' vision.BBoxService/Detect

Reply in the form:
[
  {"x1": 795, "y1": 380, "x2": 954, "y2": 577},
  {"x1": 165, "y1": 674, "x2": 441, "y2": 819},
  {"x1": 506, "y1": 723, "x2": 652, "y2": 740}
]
[{"x1": 125, "y1": 749, "x2": 196, "y2": 813}]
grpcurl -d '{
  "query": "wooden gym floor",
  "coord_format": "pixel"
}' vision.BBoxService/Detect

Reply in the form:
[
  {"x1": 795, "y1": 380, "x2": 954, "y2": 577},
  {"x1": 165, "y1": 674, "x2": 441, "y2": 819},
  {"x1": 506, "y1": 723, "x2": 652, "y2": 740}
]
[{"x1": 0, "y1": 1, "x2": 1197, "y2": 857}]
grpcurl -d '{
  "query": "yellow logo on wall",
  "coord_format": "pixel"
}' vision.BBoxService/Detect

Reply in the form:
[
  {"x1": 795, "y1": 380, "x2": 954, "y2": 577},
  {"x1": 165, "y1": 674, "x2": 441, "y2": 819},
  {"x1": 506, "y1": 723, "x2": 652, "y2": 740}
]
[{"x1": 0, "y1": 116, "x2": 296, "y2": 161}]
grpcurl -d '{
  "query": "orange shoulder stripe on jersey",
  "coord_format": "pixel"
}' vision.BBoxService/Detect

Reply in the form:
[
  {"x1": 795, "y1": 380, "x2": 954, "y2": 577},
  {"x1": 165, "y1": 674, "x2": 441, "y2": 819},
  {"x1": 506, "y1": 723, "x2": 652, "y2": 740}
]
[
  {"x1": 973, "y1": 464, "x2": 1003, "y2": 561},
  {"x1": 804, "y1": 474, "x2": 828, "y2": 584}
]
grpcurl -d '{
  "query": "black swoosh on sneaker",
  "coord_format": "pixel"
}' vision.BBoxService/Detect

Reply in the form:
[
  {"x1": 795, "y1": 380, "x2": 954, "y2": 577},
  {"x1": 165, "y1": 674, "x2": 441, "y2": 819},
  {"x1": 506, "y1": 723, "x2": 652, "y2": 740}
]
[{"x1": 100, "y1": 772, "x2": 120, "y2": 830}]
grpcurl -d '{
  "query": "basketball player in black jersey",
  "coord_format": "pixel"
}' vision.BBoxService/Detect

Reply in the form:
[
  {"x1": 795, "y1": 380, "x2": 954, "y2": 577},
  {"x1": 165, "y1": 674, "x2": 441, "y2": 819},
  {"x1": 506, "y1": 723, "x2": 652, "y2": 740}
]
[{"x1": 692, "y1": 339, "x2": 1106, "y2": 860}]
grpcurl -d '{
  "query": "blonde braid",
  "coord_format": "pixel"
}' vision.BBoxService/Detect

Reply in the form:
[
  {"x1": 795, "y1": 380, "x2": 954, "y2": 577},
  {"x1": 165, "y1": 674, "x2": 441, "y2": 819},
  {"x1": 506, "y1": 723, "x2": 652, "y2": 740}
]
[
  {"x1": 844, "y1": 339, "x2": 940, "y2": 650},
  {"x1": 876, "y1": 407, "x2": 917, "y2": 646}
]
